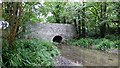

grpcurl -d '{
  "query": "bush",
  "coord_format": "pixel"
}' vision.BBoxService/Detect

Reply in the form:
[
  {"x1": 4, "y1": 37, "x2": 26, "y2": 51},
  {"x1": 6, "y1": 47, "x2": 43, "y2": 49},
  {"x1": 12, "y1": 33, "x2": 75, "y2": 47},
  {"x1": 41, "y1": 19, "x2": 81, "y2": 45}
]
[
  {"x1": 93, "y1": 39, "x2": 119, "y2": 51},
  {"x1": 68, "y1": 38, "x2": 119, "y2": 51},
  {"x1": 2, "y1": 39, "x2": 60, "y2": 67},
  {"x1": 68, "y1": 38, "x2": 93, "y2": 48},
  {"x1": 105, "y1": 34, "x2": 120, "y2": 41},
  {"x1": 95, "y1": 39, "x2": 114, "y2": 51},
  {"x1": 113, "y1": 40, "x2": 119, "y2": 49}
]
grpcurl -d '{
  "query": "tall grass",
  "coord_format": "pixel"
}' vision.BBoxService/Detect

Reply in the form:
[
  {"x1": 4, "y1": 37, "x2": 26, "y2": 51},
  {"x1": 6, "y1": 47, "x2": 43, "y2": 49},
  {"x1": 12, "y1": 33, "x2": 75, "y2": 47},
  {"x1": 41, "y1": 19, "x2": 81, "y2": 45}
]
[{"x1": 2, "y1": 39, "x2": 60, "y2": 67}]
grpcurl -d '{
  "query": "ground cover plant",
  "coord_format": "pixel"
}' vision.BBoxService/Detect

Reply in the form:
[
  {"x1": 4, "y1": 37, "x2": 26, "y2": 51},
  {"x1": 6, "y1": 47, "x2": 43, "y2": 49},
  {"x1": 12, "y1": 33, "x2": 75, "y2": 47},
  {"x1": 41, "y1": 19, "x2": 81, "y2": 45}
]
[
  {"x1": 2, "y1": 39, "x2": 60, "y2": 67},
  {"x1": 67, "y1": 35, "x2": 119, "y2": 51}
]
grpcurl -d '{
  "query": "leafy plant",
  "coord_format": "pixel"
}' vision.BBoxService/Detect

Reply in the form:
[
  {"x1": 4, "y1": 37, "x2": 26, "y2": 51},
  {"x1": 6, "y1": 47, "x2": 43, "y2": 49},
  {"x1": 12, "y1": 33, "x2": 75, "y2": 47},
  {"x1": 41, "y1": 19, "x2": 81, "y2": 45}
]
[
  {"x1": 68, "y1": 38, "x2": 119, "y2": 51},
  {"x1": 113, "y1": 40, "x2": 119, "y2": 49},
  {"x1": 105, "y1": 34, "x2": 120, "y2": 41},
  {"x1": 2, "y1": 39, "x2": 60, "y2": 67},
  {"x1": 95, "y1": 39, "x2": 113, "y2": 51},
  {"x1": 68, "y1": 38, "x2": 93, "y2": 48}
]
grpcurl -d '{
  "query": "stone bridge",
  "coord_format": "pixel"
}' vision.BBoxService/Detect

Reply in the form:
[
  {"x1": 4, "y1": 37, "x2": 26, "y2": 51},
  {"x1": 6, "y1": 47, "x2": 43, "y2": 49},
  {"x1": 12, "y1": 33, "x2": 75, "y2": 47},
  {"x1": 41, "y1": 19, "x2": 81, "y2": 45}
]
[{"x1": 26, "y1": 23, "x2": 77, "y2": 42}]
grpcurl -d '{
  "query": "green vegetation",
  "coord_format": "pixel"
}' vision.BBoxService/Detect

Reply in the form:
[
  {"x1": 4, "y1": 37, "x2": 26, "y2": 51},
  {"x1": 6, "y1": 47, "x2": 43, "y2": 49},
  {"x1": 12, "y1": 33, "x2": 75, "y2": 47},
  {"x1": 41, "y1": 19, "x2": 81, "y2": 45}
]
[
  {"x1": 1, "y1": 1, "x2": 120, "y2": 67},
  {"x1": 67, "y1": 35, "x2": 119, "y2": 51},
  {"x1": 68, "y1": 38, "x2": 93, "y2": 48},
  {"x1": 2, "y1": 39, "x2": 60, "y2": 67}
]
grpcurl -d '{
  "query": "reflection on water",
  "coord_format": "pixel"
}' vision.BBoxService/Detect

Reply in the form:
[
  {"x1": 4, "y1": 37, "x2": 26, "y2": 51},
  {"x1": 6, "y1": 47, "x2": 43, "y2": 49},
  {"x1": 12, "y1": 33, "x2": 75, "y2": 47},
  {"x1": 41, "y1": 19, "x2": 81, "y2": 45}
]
[
  {"x1": 80, "y1": 48, "x2": 118, "y2": 66},
  {"x1": 57, "y1": 44, "x2": 118, "y2": 66}
]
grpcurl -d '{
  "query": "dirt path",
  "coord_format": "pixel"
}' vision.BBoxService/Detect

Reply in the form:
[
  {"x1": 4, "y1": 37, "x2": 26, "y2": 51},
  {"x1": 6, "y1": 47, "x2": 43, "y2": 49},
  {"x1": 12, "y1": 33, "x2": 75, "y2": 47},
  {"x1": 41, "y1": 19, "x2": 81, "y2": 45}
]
[{"x1": 55, "y1": 43, "x2": 118, "y2": 66}]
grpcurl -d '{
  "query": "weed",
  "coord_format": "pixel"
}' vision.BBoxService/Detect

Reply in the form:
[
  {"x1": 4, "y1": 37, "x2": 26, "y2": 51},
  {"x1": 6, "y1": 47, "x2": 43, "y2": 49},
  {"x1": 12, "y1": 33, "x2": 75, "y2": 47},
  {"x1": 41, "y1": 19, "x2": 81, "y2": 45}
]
[{"x1": 2, "y1": 39, "x2": 60, "y2": 67}]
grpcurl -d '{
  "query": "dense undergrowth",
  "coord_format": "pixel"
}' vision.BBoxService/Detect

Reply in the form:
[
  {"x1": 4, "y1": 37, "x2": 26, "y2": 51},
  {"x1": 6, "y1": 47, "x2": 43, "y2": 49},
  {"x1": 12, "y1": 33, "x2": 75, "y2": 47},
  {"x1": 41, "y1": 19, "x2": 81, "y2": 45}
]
[
  {"x1": 2, "y1": 39, "x2": 60, "y2": 67},
  {"x1": 67, "y1": 35, "x2": 119, "y2": 51}
]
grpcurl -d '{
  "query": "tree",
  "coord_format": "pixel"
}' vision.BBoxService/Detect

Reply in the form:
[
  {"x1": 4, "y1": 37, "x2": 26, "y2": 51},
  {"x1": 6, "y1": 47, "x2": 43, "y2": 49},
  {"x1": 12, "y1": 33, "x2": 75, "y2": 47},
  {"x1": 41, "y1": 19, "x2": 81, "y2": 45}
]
[
  {"x1": 43, "y1": 2, "x2": 66, "y2": 23},
  {"x1": 114, "y1": 2, "x2": 120, "y2": 35},
  {"x1": 81, "y1": 2, "x2": 86, "y2": 37},
  {"x1": 2, "y1": 2, "x2": 41, "y2": 49},
  {"x1": 0, "y1": 3, "x2": 2, "y2": 20},
  {"x1": 2, "y1": 2, "x2": 22, "y2": 48},
  {"x1": 99, "y1": 2, "x2": 107, "y2": 38}
]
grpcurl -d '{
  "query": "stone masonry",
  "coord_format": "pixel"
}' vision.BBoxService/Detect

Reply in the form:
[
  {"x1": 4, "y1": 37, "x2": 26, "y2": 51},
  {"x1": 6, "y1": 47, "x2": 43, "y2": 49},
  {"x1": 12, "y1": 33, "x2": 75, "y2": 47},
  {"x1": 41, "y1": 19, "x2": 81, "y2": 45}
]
[{"x1": 26, "y1": 23, "x2": 77, "y2": 42}]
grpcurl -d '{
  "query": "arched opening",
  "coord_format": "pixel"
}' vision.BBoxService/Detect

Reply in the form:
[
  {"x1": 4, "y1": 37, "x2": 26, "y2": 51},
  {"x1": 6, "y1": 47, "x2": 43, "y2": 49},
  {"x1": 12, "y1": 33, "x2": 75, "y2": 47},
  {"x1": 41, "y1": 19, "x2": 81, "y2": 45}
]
[{"x1": 52, "y1": 35, "x2": 62, "y2": 43}]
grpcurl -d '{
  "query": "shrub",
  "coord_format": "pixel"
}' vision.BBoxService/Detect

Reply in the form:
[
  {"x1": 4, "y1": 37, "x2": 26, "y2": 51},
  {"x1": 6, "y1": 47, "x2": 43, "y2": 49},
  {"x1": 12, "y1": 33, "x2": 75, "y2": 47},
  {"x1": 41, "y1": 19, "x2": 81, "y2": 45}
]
[
  {"x1": 92, "y1": 38, "x2": 119, "y2": 51},
  {"x1": 68, "y1": 38, "x2": 93, "y2": 48},
  {"x1": 67, "y1": 38, "x2": 119, "y2": 51},
  {"x1": 113, "y1": 40, "x2": 120, "y2": 49},
  {"x1": 105, "y1": 34, "x2": 120, "y2": 41},
  {"x1": 95, "y1": 39, "x2": 114, "y2": 51},
  {"x1": 2, "y1": 39, "x2": 60, "y2": 67}
]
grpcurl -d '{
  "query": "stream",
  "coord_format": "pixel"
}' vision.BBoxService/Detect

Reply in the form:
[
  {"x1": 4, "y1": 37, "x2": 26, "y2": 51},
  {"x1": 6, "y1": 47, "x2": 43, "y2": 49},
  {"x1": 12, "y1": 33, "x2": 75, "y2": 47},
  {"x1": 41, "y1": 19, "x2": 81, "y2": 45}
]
[{"x1": 53, "y1": 43, "x2": 119, "y2": 67}]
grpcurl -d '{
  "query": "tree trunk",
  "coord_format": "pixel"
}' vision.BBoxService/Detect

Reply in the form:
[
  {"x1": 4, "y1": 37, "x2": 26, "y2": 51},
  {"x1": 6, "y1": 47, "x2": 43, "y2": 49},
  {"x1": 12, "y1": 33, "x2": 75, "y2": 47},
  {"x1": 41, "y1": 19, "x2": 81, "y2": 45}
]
[
  {"x1": 77, "y1": 9, "x2": 81, "y2": 37},
  {"x1": 73, "y1": 19, "x2": 78, "y2": 34},
  {"x1": 3, "y1": 2, "x2": 22, "y2": 49},
  {"x1": 9, "y1": 2, "x2": 17, "y2": 48},
  {"x1": 94, "y1": 16, "x2": 97, "y2": 35},
  {"x1": 63, "y1": 16, "x2": 66, "y2": 23},
  {"x1": 116, "y1": 3, "x2": 120, "y2": 35},
  {"x1": 82, "y1": 2, "x2": 86, "y2": 37},
  {"x1": 100, "y1": 2, "x2": 107, "y2": 38}
]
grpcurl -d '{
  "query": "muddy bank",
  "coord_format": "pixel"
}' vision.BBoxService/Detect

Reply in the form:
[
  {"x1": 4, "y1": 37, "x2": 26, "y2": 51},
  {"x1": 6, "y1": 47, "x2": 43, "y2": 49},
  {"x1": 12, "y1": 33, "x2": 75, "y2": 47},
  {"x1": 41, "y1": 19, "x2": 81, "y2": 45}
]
[{"x1": 56, "y1": 44, "x2": 118, "y2": 66}]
